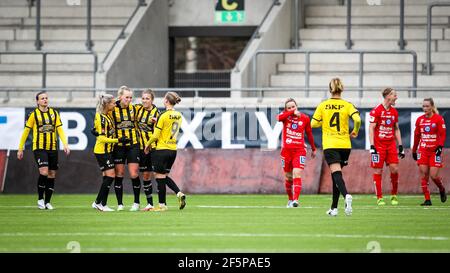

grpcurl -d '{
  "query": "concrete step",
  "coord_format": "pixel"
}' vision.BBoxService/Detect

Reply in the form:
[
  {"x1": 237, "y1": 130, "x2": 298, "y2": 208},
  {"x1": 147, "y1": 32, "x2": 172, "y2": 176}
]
[
  {"x1": 30, "y1": 6, "x2": 136, "y2": 18},
  {"x1": 0, "y1": 63, "x2": 95, "y2": 72},
  {"x1": 305, "y1": 16, "x2": 450, "y2": 26},
  {"x1": 0, "y1": 41, "x2": 5, "y2": 51},
  {"x1": 306, "y1": 5, "x2": 450, "y2": 17},
  {"x1": 270, "y1": 73, "x2": 450, "y2": 87},
  {"x1": 4, "y1": 40, "x2": 112, "y2": 52},
  {"x1": 296, "y1": 40, "x2": 450, "y2": 51},
  {"x1": 0, "y1": 30, "x2": 14, "y2": 40},
  {"x1": 283, "y1": 52, "x2": 450, "y2": 64},
  {"x1": 277, "y1": 63, "x2": 450, "y2": 73},
  {"x1": 0, "y1": 73, "x2": 94, "y2": 87},
  {"x1": 14, "y1": 28, "x2": 122, "y2": 40},
  {"x1": 0, "y1": 0, "x2": 28, "y2": 6},
  {"x1": 0, "y1": 7, "x2": 29, "y2": 18},
  {"x1": 0, "y1": 18, "x2": 23, "y2": 26},
  {"x1": 38, "y1": 0, "x2": 141, "y2": 6},
  {"x1": 299, "y1": 27, "x2": 446, "y2": 40},
  {"x1": 306, "y1": 0, "x2": 450, "y2": 6},
  {"x1": 0, "y1": 53, "x2": 105, "y2": 64},
  {"x1": 22, "y1": 17, "x2": 128, "y2": 27}
]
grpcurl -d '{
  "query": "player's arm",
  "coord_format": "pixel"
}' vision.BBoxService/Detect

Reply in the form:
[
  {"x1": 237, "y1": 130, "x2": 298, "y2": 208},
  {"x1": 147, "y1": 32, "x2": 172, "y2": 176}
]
[
  {"x1": 310, "y1": 105, "x2": 323, "y2": 128},
  {"x1": 435, "y1": 116, "x2": 446, "y2": 156},
  {"x1": 350, "y1": 111, "x2": 361, "y2": 137},
  {"x1": 394, "y1": 122, "x2": 405, "y2": 158},
  {"x1": 95, "y1": 115, "x2": 119, "y2": 144},
  {"x1": 305, "y1": 117, "x2": 316, "y2": 151},
  {"x1": 55, "y1": 111, "x2": 70, "y2": 155},
  {"x1": 17, "y1": 112, "x2": 35, "y2": 160},
  {"x1": 276, "y1": 110, "x2": 294, "y2": 122},
  {"x1": 145, "y1": 115, "x2": 163, "y2": 151},
  {"x1": 412, "y1": 118, "x2": 421, "y2": 160}
]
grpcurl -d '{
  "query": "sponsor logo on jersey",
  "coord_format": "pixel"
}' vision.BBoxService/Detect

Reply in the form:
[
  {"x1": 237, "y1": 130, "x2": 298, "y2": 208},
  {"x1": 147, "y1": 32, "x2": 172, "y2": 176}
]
[
  {"x1": 300, "y1": 156, "x2": 306, "y2": 164},
  {"x1": 435, "y1": 155, "x2": 441, "y2": 163},
  {"x1": 371, "y1": 154, "x2": 380, "y2": 163},
  {"x1": 286, "y1": 138, "x2": 292, "y2": 144}
]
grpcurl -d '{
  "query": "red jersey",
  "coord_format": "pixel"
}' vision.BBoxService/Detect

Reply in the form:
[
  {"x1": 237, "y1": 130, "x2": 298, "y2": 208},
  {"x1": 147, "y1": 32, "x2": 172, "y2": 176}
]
[
  {"x1": 369, "y1": 104, "x2": 398, "y2": 145},
  {"x1": 413, "y1": 113, "x2": 446, "y2": 152},
  {"x1": 277, "y1": 110, "x2": 316, "y2": 150}
]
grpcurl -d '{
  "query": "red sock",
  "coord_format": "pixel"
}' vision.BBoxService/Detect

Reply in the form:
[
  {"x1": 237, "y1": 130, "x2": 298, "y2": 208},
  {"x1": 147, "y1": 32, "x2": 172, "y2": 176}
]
[
  {"x1": 390, "y1": 173, "x2": 399, "y2": 195},
  {"x1": 373, "y1": 173, "x2": 382, "y2": 199},
  {"x1": 432, "y1": 177, "x2": 445, "y2": 192},
  {"x1": 285, "y1": 180, "x2": 293, "y2": 201},
  {"x1": 421, "y1": 177, "x2": 431, "y2": 200},
  {"x1": 293, "y1": 178, "x2": 302, "y2": 201}
]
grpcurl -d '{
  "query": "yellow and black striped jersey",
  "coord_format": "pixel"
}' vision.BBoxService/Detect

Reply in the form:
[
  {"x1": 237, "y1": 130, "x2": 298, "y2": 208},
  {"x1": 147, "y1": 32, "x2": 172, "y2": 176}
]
[
  {"x1": 93, "y1": 112, "x2": 118, "y2": 154},
  {"x1": 135, "y1": 104, "x2": 160, "y2": 150},
  {"x1": 110, "y1": 101, "x2": 139, "y2": 146},
  {"x1": 19, "y1": 107, "x2": 67, "y2": 151},
  {"x1": 152, "y1": 109, "x2": 182, "y2": 151},
  {"x1": 311, "y1": 98, "x2": 361, "y2": 149}
]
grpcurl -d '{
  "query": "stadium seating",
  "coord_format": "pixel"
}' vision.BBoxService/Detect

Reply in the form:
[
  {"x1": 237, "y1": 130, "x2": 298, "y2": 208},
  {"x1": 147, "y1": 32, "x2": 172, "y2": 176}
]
[
  {"x1": 269, "y1": 0, "x2": 450, "y2": 99},
  {"x1": 0, "y1": 0, "x2": 136, "y2": 88}
]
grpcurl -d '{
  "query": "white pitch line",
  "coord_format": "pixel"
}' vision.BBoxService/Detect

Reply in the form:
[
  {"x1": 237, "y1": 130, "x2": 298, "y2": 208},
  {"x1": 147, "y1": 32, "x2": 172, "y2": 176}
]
[{"x1": 0, "y1": 232, "x2": 447, "y2": 241}]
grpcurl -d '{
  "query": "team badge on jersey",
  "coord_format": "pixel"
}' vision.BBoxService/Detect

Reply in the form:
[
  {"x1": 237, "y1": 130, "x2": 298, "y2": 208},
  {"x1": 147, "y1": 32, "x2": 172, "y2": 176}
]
[
  {"x1": 425, "y1": 126, "x2": 431, "y2": 132},
  {"x1": 386, "y1": 119, "x2": 391, "y2": 125},
  {"x1": 371, "y1": 154, "x2": 380, "y2": 163},
  {"x1": 300, "y1": 156, "x2": 306, "y2": 164},
  {"x1": 291, "y1": 123, "x2": 298, "y2": 130}
]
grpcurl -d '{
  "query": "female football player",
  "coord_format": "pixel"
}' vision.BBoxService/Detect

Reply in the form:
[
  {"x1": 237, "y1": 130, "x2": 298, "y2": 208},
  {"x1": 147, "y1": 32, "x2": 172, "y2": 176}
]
[{"x1": 412, "y1": 98, "x2": 447, "y2": 206}]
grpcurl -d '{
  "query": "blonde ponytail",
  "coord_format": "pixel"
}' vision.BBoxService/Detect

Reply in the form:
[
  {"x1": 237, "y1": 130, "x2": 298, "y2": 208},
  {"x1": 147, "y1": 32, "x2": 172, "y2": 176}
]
[{"x1": 96, "y1": 93, "x2": 114, "y2": 113}]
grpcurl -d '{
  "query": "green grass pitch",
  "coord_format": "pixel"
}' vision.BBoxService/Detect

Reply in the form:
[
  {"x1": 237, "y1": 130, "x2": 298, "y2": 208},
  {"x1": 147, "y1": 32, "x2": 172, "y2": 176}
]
[{"x1": 0, "y1": 194, "x2": 449, "y2": 253}]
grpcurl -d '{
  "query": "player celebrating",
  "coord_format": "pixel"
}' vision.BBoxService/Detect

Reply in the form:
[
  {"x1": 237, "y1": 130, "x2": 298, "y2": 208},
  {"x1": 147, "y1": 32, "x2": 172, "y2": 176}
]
[
  {"x1": 91, "y1": 94, "x2": 130, "y2": 212},
  {"x1": 368, "y1": 88, "x2": 404, "y2": 206},
  {"x1": 412, "y1": 98, "x2": 447, "y2": 206},
  {"x1": 135, "y1": 89, "x2": 160, "y2": 211},
  {"x1": 144, "y1": 91, "x2": 186, "y2": 211},
  {"x1": 17, "y1": 91, "x2": 70, "y2": 210},
  {"x1": 311, "y1": 78, "x2": 361, "y2": 216},
  {"x1": 277, "y1": 98, "x2": 316, "y2": 208},
  {"x1": 111, "y1": 86, "x2": 142, "y2": 211}
]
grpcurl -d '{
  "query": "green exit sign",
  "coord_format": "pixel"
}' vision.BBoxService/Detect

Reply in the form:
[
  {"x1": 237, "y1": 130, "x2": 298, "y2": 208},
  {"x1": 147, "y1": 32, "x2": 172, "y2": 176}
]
[{"x1": 215, "y1": 10, "x2": 245, "y2": 23}]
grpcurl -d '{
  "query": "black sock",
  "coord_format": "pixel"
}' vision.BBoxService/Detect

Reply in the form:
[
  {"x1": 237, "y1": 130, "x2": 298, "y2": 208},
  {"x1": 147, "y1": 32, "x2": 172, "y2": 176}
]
[
  {"x1": 114, "y1": 176, "x2": 123, "y2": 205},
  {"x1": 37, "y1": 174, "x2": 47, "y2": 200},
  {"x1": 165, "y1": 176, "x2": 180, "y2": 194},
  {"x1": 95, "y1": 176, "x2": 114, "y2": 206},
  {"x1": 101, "y1": 176, "x2": 114, "y2": 206},
  {"x1": 131, "y1": 177, "x2": 141, "y2": 204},
  {"x1": 44, "y1": 178, "x2": 55, "y2": 204},
  {"x1": 331, "y1": 171, "x2": 348, "y2": 197},
  {"x1": 156, "y1": 178, "x2": 167, "y2": 204},
  {"x1": 331, "y1": 177, "x2": 340, "y2": 209},
  {"x1": 143, "y1": 180, "x2": 153, "y2": 206}
]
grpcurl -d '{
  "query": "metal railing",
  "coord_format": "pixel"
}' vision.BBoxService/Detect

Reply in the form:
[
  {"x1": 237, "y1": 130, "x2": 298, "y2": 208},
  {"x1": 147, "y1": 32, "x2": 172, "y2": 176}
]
[
  {"x1": 100, "y1": 0, "x2": 147, "y2": 72},
  {"x1": 252, "y1": 49, "x2": 418, "y2": 97},
  {"x1": 0, "y1": 50, "x2": 98, "y2": 89},
  {"x1": 233, "y1": 0, "x2": 281, "y2": 73},
  {"x1": 2, "y1": 87, "x2": 449, "y2": 104},
  {"x1": 426, "y1": 2, "x2": 450, "y2": 75}
]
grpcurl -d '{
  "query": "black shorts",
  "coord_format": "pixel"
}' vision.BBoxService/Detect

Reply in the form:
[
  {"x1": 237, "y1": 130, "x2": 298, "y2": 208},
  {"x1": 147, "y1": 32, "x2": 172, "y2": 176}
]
[
  {"x1": 33, "y1": 150, "x2": 58, "y2": 170},
  {"x1": 324, "y1": 149, "x2": 351, "y2": 168},
  {"x1": 113, "y1": 144, "x2": 140, "y2": 164},
  {"x1": 139, "y1": 150, "x2": 154, "y2": 172},
  {"x1": 152, "y1": 149, "x2": 177, "y2": 174},
  {"x1": 95, "y1": 153, "x2": 115, "y2": 172}
]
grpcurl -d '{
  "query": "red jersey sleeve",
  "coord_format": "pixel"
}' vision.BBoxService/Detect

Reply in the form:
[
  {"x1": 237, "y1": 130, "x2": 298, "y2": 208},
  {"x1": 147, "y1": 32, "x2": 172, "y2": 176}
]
[
  {"x1": 369, "y1": 107, "x2": 379, "y2": 124},
  {"x1": 412, "y1": 117, "x2": 421, "y2": 152},
  {"x1": 438, "y1": 115, "x2": 446, "y2": 147},
  {"x1": 304, "y1": 115, "x2": 316, "y2": 151},
  {"x1": 277, "y1": 110, "x2": 295, "y2": 122}
]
